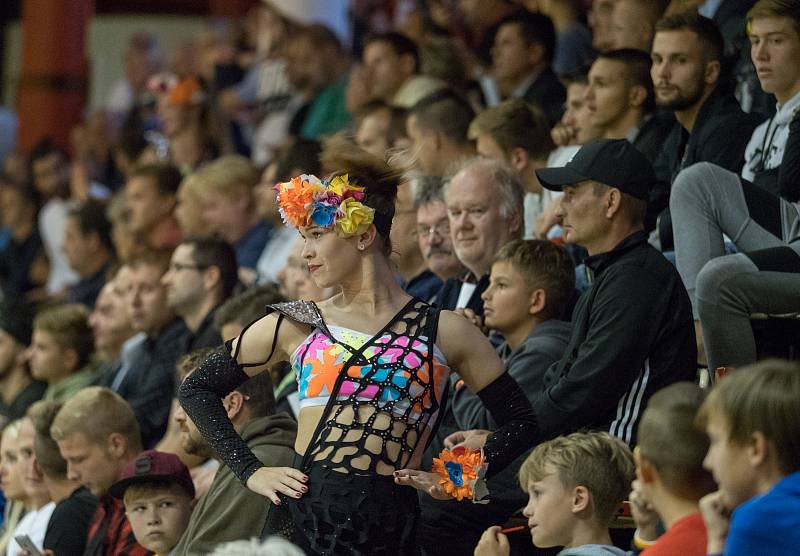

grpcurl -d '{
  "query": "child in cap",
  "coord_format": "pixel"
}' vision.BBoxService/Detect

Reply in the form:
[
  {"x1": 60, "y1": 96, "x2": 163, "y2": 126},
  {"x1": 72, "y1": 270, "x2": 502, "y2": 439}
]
[
  {"x1": 630, "y1": 382, "x2": 716, "y2": 554},
  {"x1": 109, "y1": 450, "x2": 195, "y2": 556},
  {"x1": 475, "y1": 431, "x2": 635, "y2": 556},
  {"x1": 696, "y1": 360, "x2": 800, "y2": 555}
]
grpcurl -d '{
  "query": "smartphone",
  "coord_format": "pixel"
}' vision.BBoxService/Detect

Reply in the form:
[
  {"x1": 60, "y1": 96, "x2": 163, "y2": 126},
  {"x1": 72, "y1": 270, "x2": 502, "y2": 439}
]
[{"x1": 14, "y1": 535, "x2": 44, "y2": 556}]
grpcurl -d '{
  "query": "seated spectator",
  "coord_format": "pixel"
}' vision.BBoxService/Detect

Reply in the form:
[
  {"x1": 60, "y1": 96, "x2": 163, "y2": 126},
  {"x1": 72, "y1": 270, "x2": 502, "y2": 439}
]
[
  {"x1": 697, "y1": 360, "x2": 800, "y2": 555},
  {"x1": 419, "y1": 240, "x2": 574, "y2": 555},
  {"x1": 174, "y1": 173, "x2": 209, "y2": 237},
  {"x1": 172, "y1": 351, "x2": 296, "y2": 555},
  {"x1": 0, "y1": 302, "x2": 45, "y2": 429},
  {"x1": 456, "y1": 0, "x2": 522, "y2": 67},
  {"x1": 610, "y1": 0, "x2": 669, "y2": 51},
  {"x1": 549, "y1": 73, "x2": 605, "y2": 164},
  {"x1": 355, "y1": 101, "x2": 409, "y2": 157},
  {"x1": 125, "y1": 164, "x2": 183, "y2": 251},
  {"x1": 254, "y1": 140, "x2": 322, "y2": 286},
  {"x1": 358, "y1": 32, "x2": 445, "y2": 110},
  {"x1": 88, "y1": 270, "x2": 137, "y2": 383},
  {"x1": 588, "y1": 0, "x2": 617, "y2": 52},
  {"x1": 28, "y1": 139, "x2": 78, "y2": 295},
  {"x1": 285, "y1": 24, "x2": 351, "y2": 140},
  {"x1": 0, "y1": 180, "x2": 47, "y2": 301},
  {"x1": 0, "y1": 421, "x2": 27, "y2": 554},
  {"x1": 29, "y1": 304, "x2": 100, "y2": 403},
  {"x1": 154, "y1": 76, "x2": 219, "y2": 173},
  {"x1": 669, "y1": 0, "x2": 800, "y2": 370},
  {"x1": 585, "y1": 49, "x2": 673, "y2": 165},
  {"x1": 413, "y1": 176, "x2": 465, "y2": 294},
  {"x1": 630, "y1": 382, "x2": 715, "y2": 555},
  {"x1": 468, "y1": 99, "x2": 557, "y2": 238},
  {"x1": 532, "y1": 0, "x2": 596, "y2": 77},
  {"x1": 109, "y1": 450, "x2": 195, "y2": 556},
  {"x1": 649, "y1": 12, "x2": 760, "y2": 235},
  {"x1": 474, "y1": 431, "x2": 635, "y2": 556},
  {"x1": 490, "y1": 12, "x2": 566, "y2": 125},
  {"x1": 162, "y1": 236, "x2": 238, "y2": 355},
  {"x1": 52, "y1": 387, "x2": 148, "y2": 556},
  {"x1": 8, "y1": 416, "x2": 55, "y2": 556},
  {"x1": 27, "y1": 400, "x2": 97, "y2": 555},
  {"x1": 194, "y1": 156, "x2": 271, "y2": 271},
  {"x1": 394, "y1": 179, "x2": 441, "y2": 301},
  {"x1": 438, "y1": 158, "x2": 524, "y2": 316},
  {"x1": 121, "y1": 251, "x2": 188, "y2": 448},
  {"x1": 406, "y1": 91, "x2": 476, "y2": 178},
  {"x1": 62, "y1": 201, "x2": 115, "y2": 309}
]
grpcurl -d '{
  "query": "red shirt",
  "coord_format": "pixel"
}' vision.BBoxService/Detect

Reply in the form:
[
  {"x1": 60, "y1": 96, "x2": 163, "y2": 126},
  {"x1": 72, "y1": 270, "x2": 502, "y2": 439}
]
[
  {"x1": 83, "y1": 495, "x2": 151, "y2": 556},
  {"x1": 642, "y1": 512, "x2": 707, "y2": 556}
]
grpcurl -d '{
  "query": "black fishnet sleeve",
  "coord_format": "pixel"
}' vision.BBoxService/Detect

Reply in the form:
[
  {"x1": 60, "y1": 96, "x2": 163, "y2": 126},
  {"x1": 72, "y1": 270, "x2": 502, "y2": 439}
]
[
  {"x1": 177, "y1": 345, "x2": 263, "y2": 484},
  {"x1": 477, "y1": 372, "x2": 540, "y2": 477}
]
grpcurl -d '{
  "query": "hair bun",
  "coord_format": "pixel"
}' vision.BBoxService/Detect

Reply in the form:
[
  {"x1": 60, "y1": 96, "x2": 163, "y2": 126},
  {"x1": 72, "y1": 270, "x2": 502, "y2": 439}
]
[{"x1": 320, "y1": 135, "x2": 402, "y2": 197}]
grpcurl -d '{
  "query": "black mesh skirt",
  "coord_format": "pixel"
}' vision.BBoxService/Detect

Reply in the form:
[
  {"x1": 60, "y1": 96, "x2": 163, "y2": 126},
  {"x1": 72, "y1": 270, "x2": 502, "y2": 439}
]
[{"x1": 283, "y1": 457, "x2": 420, "y2": 555}]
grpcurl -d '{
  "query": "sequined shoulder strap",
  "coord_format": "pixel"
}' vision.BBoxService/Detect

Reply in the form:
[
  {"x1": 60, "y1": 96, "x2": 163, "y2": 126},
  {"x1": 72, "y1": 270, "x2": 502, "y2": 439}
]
[{"x1": 266, "y1": 300, "x2": 333, "y2": 338}]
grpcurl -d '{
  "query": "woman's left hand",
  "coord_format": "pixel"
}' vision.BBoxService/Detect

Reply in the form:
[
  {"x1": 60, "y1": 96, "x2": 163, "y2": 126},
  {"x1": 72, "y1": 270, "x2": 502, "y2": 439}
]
[{"x1": 393, "y1": 469, "x2": 450, "y2": 500}]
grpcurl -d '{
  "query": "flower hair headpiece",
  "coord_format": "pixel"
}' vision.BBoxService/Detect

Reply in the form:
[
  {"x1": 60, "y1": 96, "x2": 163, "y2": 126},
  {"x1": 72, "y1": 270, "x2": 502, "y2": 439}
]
[
  {"x1": 432, "y1": 447, "x2": 489, "y2": 503},
  {"x1": 274, "y1": 174, "x2": 375, "y2": 237}
]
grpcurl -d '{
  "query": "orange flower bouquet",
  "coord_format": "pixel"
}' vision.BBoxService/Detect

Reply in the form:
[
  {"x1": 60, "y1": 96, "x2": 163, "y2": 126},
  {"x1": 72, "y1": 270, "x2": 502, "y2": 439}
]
[{"x1": 432, "y1": 446, "x2": 489, "y2": 503}]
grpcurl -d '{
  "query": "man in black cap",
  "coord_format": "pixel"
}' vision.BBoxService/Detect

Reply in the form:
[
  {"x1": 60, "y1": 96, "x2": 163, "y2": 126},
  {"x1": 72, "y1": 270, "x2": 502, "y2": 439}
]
[
  {"x1": 0, "y1": 301, "x2": 46, "y2": 428},
  {"x1": 450, "y1": 139, "x2": 696, "y2": 452}
]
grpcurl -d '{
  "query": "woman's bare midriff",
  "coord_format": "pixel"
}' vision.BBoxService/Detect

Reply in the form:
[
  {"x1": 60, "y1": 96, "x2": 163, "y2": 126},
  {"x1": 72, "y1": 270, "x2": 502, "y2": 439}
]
[{"x1": 294, "y1": 404, "x2": 432, "y2": 476}]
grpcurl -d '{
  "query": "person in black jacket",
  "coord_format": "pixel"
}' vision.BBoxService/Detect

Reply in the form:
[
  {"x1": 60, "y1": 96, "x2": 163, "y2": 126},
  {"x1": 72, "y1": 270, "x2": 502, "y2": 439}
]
[
  {"x1": 450, "y1": 139, "x2": 696, "y2": 454},
  {"x1": 649, "y1": 12, "x2": 761, "y2": 239}
]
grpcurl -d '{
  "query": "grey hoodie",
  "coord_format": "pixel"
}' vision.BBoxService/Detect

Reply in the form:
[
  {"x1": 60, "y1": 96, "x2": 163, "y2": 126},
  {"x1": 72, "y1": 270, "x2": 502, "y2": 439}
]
[{"x1": 558, "y1": 544, "x2": 632, "y2": 556}]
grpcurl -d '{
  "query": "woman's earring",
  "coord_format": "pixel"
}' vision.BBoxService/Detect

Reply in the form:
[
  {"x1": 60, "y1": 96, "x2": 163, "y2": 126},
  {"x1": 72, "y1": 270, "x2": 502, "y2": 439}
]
[{"x1": 358, "y1": 244, "x2": 365, "y2": 251}]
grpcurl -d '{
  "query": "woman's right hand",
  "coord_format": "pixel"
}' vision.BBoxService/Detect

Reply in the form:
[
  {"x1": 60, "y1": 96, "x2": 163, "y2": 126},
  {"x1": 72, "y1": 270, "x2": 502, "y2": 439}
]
[{"x1": 246, "y1": 466, "x2": 309, "y2": 505}]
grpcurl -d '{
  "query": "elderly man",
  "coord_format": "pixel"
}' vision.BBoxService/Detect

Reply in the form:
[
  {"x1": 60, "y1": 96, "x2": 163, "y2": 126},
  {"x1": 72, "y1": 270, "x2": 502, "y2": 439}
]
[{"x1": 436, "y1": 158, "x2": 524, "y2": 316}]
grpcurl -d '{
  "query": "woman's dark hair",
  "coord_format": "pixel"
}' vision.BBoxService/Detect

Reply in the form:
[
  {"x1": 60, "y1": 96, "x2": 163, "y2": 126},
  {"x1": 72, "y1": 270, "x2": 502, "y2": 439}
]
[{"x1": 320, "y1": 136, "x2": 403, "y2": 256}]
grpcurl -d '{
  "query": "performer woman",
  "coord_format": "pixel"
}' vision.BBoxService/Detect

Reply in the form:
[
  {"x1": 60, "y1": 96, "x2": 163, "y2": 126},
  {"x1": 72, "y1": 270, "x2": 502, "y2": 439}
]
[{"x1": 178, "y1": 147, "x2": 537, "y2": 555}]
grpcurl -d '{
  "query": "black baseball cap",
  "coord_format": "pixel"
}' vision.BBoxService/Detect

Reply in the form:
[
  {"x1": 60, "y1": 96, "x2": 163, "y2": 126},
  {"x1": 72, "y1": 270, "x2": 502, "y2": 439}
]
[{"x1": 535, "y1": 139, "x2": 655, "y2": 201}]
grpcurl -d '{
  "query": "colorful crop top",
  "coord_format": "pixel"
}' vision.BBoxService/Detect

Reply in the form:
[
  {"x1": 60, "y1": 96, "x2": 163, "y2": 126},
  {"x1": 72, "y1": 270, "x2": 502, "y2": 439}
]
[{"x1": 267, "y1": 298, "x2": 450, "y2": 473}]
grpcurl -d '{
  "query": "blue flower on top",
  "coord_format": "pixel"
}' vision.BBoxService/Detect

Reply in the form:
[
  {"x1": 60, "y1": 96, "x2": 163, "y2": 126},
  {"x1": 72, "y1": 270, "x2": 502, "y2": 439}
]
[
  {"x1": 445, "y1": 461, "x2": 464, "y2": 486},
  {"x1": 310, "y1": 203, "x2": 337, "y2": 227}
]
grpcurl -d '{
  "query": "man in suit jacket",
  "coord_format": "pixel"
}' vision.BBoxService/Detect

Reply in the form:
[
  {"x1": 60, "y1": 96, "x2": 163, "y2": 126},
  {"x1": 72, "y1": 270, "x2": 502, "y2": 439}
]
[{"x1": 437, "y1": 158, "x2": 524, "y2": 317}]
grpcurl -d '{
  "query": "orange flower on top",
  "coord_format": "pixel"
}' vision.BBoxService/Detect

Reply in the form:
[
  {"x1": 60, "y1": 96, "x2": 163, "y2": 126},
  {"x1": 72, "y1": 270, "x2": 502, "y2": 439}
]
[
  {"x1": 276, "y1": 175, "x2": 317, "y2": 228},
  {"x1": 432, "y1": 447, "x2": 484, "y2": 501}
]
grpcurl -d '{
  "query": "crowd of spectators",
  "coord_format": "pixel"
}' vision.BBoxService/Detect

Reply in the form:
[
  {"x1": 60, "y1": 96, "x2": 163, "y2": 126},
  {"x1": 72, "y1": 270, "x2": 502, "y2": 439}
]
[{"x1": 0, "y1": 0, "x2": 799, "y2": 554}]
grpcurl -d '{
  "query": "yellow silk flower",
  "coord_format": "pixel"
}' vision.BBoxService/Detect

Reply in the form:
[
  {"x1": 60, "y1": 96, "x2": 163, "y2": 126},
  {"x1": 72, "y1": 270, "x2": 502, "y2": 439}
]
[{"x1": 335, "y1": 198, "x2": 374, "y2": 236}]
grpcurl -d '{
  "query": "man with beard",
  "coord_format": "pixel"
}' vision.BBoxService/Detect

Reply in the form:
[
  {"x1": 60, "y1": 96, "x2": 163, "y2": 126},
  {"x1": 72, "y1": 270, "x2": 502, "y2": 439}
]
[
  {"x1": 649, "y1": 12, "x2": 760, "y2": 238},
  {"x1": 160, "y1": 236, "x2": 237, "y2": 356},
  {"x1": 171, "y1": 350, "x2": 296, "y2": 555}
]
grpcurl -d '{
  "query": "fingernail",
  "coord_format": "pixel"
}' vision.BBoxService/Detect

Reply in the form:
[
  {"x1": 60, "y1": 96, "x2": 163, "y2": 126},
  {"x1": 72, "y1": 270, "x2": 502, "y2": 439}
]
[
  {"x1": 275, "y1": 499, "x2": 281, "y2": 505},
  {"x1": 296, "y1": 493, "x2": 302, "y2": 498},
  {"x1": 301, "y1": 486, "x2": 308, "y2": 492}
]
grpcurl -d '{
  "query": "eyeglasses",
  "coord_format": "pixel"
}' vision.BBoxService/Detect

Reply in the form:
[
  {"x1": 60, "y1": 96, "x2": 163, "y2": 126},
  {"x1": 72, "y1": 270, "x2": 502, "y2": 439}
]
[{"x1": 415, "y1": 222, "x2": 451, "y2": 239}]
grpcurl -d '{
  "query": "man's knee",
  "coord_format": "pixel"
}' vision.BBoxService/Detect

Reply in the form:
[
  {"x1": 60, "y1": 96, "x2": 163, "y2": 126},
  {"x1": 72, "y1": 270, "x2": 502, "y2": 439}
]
[
  {"x1": 696, "y1": 254, "x2": 751, "y2": 314},
  {"x1": 670, "y1": 162, "x2": 735, "y2": 211}
]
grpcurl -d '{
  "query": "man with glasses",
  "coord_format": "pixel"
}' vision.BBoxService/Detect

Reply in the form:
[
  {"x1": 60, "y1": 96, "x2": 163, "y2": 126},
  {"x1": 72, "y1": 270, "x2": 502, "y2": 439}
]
[{"x1": 161, "y1": 236, "x2": 238, "y2": 355}]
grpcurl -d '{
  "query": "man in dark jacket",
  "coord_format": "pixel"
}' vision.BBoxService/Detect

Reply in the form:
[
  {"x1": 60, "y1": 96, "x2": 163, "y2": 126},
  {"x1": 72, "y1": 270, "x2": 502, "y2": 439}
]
[
  {"x1": 448, "y1": 140, "x2": 696, "y2": 461},
  {"x1": 172, "y1": 351, "x2": 296, "y2": 554},
  {"x1": 649, "y1": 12, "x2": 760, "y2": 238}
]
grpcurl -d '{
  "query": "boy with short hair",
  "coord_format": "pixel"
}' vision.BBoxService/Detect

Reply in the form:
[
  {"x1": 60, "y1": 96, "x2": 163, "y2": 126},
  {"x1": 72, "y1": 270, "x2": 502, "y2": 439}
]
[
  {"x1": 30, "y1": 304, "x2": 100, "y2": 402},
  {"x1": 109, "y1": 450, "x2": 195, "y2": 556},
  {"x1": 696, "y1": 359, "x2": 800, "y2": 555},
  {"x1": 630, "y1": 382, "x2": 716, "y2": 555},
  {"x1": 475, "y1": 431, "x2": 635, "y2": 555}
]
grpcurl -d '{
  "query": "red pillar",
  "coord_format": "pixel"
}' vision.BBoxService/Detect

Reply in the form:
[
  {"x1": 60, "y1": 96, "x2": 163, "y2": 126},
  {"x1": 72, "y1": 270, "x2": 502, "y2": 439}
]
[{"x1": 17, "y1": 0, "x2": 94, "y2": 152}]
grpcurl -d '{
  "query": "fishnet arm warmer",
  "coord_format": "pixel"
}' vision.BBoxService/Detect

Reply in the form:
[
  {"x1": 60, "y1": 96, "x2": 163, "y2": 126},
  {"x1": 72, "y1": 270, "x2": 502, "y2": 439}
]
[
  {"x1": 477, "y1": 372, "x2": 540, "y2": 477},
  {"x1": 177, "y1": 346, "x2": 262, "y2": 484}
]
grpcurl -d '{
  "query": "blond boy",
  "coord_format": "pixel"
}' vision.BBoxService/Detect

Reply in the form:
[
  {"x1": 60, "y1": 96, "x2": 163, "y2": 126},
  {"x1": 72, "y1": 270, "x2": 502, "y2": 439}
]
[
  {"x1": 110, "y1": 450, "x2": 195, "y2": 556},
  {"x1": 696, "y1": 359, "x2": 800, "y2": 555},
  {"x1": 475, "y1": 431, "x2": 634, "y2": 556}
]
